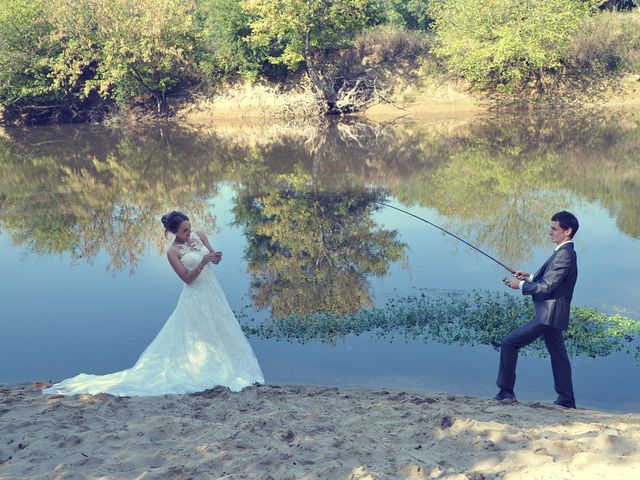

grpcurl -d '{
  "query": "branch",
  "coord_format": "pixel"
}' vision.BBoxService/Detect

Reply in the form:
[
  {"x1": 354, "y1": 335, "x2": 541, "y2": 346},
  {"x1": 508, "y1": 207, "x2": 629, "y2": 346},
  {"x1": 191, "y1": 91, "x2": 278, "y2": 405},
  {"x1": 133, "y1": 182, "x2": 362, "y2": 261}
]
[{"x1": 128, "y1": 64, "x2": 161, "y2": 101}]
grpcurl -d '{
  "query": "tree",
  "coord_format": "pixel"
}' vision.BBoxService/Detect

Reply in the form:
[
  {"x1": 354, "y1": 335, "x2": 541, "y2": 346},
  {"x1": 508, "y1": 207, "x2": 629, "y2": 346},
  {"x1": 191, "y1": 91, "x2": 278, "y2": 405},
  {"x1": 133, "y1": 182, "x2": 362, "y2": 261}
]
[
  {"x1": 47, "y1": 0, "x2": 199, "y2": 113},
  {"x1": 0, "y1": 0, "x2": 70, "y2": 122},
  {"x1": 430, "y1": 0, "x2": 590, "y2": 91},
  {"x1": 0, "y1": 0, "x2": 201, "y2": 122},
  {"x1": 242, "y1": 0, "x2": 369, "y2": 113},
  {"x1": 196, "y1": 0, "x2": 268, "y2": 82},
  {"x1": 365, "y1": 0, "x2": 433, "y2": 31}
]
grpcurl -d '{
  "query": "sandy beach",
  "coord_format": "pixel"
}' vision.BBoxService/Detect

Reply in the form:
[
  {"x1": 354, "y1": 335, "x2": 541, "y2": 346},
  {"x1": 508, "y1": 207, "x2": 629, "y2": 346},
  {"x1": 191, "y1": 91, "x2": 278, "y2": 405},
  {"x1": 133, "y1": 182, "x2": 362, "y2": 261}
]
[{"x1": 1, "y1": 383, "x2": 639, "y2": 479}]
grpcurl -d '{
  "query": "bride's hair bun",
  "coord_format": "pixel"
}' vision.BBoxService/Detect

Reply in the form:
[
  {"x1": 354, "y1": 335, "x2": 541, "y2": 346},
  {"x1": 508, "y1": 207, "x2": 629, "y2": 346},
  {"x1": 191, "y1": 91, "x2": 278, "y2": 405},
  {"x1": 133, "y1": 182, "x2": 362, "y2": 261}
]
[{"x1": 161, "y1": 211, "x2": 189, "y2": 235}]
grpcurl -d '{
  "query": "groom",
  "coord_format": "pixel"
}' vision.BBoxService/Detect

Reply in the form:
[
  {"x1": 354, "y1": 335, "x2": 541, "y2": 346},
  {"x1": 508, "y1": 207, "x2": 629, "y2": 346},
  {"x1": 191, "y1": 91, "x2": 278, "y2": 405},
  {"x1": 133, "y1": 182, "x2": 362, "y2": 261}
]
[{"x1": 496, "y1": 211, "x2": 579, "y2": 408}]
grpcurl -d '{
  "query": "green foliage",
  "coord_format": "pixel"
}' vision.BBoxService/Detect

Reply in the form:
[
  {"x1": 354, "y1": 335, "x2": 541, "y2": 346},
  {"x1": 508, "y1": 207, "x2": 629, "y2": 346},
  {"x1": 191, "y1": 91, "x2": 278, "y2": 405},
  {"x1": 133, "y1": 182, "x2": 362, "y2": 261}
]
[
  {"x1": 0, "y1": 1, "x2": 60, "y2": 110},
  {"x1": 196, "y1": 0, "x2": 268, "y2": 82},
  {"x1": 240, "y1": 289, "x2": 640, "y2": 364},
  {"x1": 2, "y1": 0, "x2": 638, "y2": 122},
  {"x1": 241, "y1": 0, "x2": 374, "y2": 112},
  {"x1": 242, "y1": 0, "x2": 369, "y2": 71},
  {"x1": 365, "y1": 0, "x2": 433, "y2": 31},
  {"x1": 568, "y1": 306, "x2": 640, "y2": 359},
  {"x1": 48, "y1": 0, "x2": 199, "y2": 111},
  {"x1": 0, "y1": 0, "x2": 200, "y2": 120},
  {"x1": 430, "y1": 0, "x2": 591, "y2": 90}
]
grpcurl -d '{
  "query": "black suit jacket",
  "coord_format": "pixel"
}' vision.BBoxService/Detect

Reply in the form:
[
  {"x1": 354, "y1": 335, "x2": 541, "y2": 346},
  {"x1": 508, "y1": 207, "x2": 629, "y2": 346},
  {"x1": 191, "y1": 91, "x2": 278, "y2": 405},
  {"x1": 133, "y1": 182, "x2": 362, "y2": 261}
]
[{"x1": 521, "y1": 242, "x2": 578, "y2": 331}]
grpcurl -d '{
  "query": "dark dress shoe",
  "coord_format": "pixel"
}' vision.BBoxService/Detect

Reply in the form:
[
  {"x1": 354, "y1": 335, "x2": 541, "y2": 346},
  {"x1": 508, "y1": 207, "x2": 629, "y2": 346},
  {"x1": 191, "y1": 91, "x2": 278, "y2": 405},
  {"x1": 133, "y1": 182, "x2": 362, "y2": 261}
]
[
  {"x1": 494, "y1": 389, "x2": 516, "y2": 401},
  {"x1": 554, "y1": 399, "x2": 576, "y2": 409}
]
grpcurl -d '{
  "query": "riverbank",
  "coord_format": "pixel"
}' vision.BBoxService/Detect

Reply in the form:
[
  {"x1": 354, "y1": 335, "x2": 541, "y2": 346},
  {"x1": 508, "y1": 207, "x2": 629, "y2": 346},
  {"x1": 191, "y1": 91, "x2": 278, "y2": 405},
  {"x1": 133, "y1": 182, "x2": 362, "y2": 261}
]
[
  {"x1": 172, "y1": 73, "x2": 640, "y2": 128},
  {"x1": 3, "y1": 69, "x2": 637, "y2": 129},
  {"x1": 173, "y1": 76, "x2": 488, "y2": 127},
  {"x1": 1, "y1": 382, "x2": 639, "y2": 479}
]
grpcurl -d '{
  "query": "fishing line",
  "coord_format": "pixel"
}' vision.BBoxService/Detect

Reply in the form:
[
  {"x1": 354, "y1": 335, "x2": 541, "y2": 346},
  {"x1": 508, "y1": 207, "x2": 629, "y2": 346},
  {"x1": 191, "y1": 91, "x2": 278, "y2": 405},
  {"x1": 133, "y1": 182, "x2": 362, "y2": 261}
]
[{"x1": 376, "y1": 202, "x2": 515, "y2": 274}]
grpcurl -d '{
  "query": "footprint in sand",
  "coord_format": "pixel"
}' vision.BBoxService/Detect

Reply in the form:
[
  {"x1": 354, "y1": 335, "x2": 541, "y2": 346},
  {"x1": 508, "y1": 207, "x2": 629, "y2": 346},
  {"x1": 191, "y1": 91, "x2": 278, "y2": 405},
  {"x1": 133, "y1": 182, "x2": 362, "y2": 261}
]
[
  {"x1": 57, "y1": 436, "x2": 83, "y2": 448},
  {"x1": 595, "y1": 433, "x2": 636, "y2": 456}
]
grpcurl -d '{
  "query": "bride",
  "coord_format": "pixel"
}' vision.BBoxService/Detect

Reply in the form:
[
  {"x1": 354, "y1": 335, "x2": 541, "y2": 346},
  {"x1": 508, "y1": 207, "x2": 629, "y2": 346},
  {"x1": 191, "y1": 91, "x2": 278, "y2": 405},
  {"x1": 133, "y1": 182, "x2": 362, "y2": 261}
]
[{"x1": 43, "y1": 211, "x2": 264, "y2": 396}]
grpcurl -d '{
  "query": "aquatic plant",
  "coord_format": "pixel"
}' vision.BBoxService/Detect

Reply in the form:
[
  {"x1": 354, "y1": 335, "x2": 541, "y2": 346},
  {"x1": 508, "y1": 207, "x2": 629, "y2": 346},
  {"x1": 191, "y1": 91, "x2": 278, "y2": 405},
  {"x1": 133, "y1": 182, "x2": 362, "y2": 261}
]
[{"x1": 240, "y1": 289, "x2": 640, "y2": 363}]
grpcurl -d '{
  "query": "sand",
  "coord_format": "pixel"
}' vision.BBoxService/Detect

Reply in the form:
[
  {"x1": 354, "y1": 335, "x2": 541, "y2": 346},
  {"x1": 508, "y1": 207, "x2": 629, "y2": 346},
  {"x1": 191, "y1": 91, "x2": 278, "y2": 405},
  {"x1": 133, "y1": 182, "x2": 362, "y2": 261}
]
[{"x1": 1, "y1": 383, "x2": 639, "y2": 479}]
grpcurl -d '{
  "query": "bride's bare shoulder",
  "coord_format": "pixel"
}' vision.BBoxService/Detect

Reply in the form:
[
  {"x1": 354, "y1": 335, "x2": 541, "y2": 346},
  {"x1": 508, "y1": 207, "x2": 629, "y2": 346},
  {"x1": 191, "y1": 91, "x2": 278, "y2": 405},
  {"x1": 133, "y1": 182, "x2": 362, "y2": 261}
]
[{"x1": 167, "y1": 243, "x2": 180, "y2": 259}]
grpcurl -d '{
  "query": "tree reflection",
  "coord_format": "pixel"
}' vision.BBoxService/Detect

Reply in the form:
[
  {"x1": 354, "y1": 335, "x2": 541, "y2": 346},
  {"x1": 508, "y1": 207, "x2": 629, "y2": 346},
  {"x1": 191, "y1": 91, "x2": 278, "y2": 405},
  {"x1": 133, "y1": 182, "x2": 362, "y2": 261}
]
[
  {"x1": 233, "y1": 172, "x2": 407, "y2": 317},
  {"x1": 396, "y1": 142, "x2": 572, "y2": 265},
  {"x1": 0, "y1": 126, "x2": 219, "y2": 272},
  {"x1": 393, "y1": 111, "x2": 640, "y2": 263},
  {"x1": 1, "y1": 109, "x2": 639, "y2": 278}
]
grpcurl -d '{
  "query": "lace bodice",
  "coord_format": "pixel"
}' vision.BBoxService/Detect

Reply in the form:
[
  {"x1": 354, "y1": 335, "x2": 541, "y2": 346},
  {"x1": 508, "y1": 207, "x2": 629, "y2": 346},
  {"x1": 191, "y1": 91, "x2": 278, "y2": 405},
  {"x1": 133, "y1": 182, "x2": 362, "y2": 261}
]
[{"x1": 177, "y1": 234, "x2": 208, "y2": 271}]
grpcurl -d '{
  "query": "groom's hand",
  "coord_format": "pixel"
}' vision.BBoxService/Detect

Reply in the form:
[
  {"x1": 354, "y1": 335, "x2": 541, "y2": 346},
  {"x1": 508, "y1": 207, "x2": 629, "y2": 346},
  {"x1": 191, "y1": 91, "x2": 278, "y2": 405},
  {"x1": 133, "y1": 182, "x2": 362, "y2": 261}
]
[
  {"x1": 503, "y1": 277, "x2": 520, "y2": 289},
  {"x1": 514, "y1": 270, "x2": 530, "y2": 281}
]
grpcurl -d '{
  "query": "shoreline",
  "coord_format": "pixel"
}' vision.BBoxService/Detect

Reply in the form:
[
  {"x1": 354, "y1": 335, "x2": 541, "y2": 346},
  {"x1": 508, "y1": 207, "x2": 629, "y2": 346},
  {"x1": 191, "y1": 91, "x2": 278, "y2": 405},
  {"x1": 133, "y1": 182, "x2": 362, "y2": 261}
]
[
  {"x1": 161, "y1": 74, "x2": 640, "y2": 129},
  {"x1": 106, "y1": 74, "x2": 640, "y2": 128},
  {"x1": 2, "y1": 382, "x2": 639, "y2": 479},
  {"x1": 3, "y1": 74, "x2": 638, "y2": 129}
]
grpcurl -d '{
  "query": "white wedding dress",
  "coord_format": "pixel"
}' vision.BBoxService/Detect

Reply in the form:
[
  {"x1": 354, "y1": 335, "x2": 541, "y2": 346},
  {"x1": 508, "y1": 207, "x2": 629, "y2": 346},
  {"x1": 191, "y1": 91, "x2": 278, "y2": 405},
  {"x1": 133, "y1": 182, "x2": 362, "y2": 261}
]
[{"x1": 43, "y1": 235, "x2": 264, "y2": 396}]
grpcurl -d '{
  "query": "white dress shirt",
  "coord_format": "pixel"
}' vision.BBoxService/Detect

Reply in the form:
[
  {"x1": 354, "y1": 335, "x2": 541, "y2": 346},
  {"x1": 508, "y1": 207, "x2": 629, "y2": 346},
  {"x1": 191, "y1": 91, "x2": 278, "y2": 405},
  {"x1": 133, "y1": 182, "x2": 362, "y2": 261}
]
[{"x1": 518, "y1": 240, "x2": 573, "y2": 289}]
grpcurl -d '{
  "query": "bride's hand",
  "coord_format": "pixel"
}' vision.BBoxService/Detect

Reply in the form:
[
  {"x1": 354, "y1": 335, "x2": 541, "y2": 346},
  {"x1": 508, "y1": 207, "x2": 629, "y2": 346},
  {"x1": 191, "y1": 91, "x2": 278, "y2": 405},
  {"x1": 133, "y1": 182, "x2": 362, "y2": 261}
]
[
  {"x1": 201, "y1": 252, "x2": 218, "y2": 264},
  {"x1": 211, "y1": 251, "x2": 222, "y2": 264}
]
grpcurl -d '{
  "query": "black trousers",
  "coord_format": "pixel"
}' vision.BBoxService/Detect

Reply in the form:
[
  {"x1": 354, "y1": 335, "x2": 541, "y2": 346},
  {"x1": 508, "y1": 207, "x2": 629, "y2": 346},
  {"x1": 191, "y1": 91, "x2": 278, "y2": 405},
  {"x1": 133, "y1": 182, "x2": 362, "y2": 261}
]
[{"x1": 496, "y1": 319, "x2": 575, "y2": 403}]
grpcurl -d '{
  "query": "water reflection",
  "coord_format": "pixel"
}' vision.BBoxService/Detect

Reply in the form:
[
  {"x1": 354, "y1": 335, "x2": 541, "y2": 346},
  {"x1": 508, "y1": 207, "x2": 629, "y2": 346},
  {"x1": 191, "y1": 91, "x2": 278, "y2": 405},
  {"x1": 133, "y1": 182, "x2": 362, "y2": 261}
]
[
  {"x1": 0, "y1": 127, "x2": 219, "y2": 272},
  {"x1": 233, "y1": 184, "x2": 406, "y2": 316},
  {"x1": 2, "y1": 113, "x2": 640, "y2": 407},
  {"x1": 393, "y1": 112, "x2": 640, "y2": 264},
  {"x1": 1, "y1": 110, "x2": 639, "y2": 288}
]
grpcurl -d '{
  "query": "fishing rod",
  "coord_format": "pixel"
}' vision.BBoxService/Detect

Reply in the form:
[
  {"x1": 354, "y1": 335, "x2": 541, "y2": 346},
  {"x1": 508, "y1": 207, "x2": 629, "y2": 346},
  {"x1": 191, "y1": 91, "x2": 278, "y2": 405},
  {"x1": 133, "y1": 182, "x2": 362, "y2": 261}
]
[{"x1": 376, "y1": 202, "x2": 515, "y2": 274}]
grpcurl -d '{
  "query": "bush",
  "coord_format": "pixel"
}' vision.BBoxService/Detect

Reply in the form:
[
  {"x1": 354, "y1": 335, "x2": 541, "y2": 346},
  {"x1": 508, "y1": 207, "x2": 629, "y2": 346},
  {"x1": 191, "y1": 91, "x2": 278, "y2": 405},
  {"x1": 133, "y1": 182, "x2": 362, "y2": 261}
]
[
  {"x1": 49, "y1": 0, "x2": 200, "y2": 113},
  {"x1": 364, "y1": 0, "x2": 433, "y2": 31},
  {"x1": 353, "y1": 24, "x2": 431, "y2": 66},
  {"x1": 196, "y1": 0, "x2": 272, "y2": 83},
  {"x1": 0, "y1": 1, "x2": 66, "y2": 121},
  {"x1": 430, "y1": 0, "x2": 591, "y2": 91},
  {"x1": 567, "y1": 9, "x2": 640, "y2": 75},
  {"x1": 0, "y1": 0, "x2": 200, "y2": 123}
]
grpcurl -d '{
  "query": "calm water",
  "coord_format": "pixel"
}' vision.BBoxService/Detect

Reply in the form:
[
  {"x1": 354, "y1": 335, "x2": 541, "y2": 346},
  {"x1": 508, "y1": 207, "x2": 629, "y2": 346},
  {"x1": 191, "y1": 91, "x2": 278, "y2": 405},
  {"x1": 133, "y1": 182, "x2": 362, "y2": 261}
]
[{"x1": 1, "y1": 112, "x2": 639, "y2": 411}]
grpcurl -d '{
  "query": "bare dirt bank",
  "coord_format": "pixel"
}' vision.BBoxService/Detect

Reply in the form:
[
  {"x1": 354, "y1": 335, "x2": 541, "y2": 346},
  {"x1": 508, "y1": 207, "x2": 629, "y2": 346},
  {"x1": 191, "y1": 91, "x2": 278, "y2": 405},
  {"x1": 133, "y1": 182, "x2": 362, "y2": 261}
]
[{"x1": 173, "y1": 74, "x2": 639, "y2": 128}]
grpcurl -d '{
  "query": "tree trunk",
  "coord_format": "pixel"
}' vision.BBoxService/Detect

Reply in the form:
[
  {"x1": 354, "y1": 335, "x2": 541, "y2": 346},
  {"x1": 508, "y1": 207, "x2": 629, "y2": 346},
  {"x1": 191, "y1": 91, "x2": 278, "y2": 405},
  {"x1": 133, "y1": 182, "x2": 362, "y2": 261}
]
[
  {"x1": 304, "y1": 30, "x2": 339, "y2": 115},
  {"x1": 130, "y1": 65, "x2": 167, "y2": 115}
]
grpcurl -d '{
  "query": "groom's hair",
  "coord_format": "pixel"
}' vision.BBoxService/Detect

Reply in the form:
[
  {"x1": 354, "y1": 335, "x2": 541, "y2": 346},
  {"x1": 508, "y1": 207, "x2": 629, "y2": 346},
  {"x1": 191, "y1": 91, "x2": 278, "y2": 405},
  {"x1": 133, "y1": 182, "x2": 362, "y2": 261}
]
[{"x1": 551, "y1": 211, "x2": 579, "y2": 238}]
